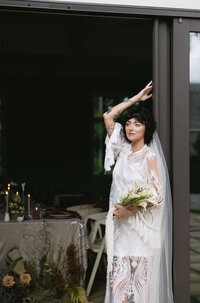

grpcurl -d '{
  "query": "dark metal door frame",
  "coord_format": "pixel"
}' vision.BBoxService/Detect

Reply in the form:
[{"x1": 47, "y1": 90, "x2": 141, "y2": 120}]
[
  {"x1": 153, "y1": 18, "x2": 171, "y2": 170},
  {"x1": 172, "y1": 17, "x2": 190, "y2": 303},
  {"x1": 172, "y1": 17, "x2": 200, "y2": 303},
  {"x1": 2, "y1": 1, "x2": 200, "y2": 19}
]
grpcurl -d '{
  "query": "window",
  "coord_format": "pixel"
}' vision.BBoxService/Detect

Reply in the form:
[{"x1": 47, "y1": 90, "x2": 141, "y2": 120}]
[
  {"x1": 190, "y1": 32, "x2": 200, "y2": 302},
  {"x1": 93, "y1": 93, "x2": 129, "y2": 175}
]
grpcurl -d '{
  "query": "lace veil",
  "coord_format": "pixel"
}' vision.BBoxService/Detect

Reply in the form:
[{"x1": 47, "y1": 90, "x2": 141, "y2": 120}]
[{"x1": 149, "y1": 131, "x2": 174, "y2": 302}]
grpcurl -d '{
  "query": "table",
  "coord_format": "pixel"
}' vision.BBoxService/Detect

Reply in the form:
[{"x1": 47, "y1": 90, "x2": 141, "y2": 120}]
[{"x1": 0, "y1": 218, "x2": 88, "y2": 282}]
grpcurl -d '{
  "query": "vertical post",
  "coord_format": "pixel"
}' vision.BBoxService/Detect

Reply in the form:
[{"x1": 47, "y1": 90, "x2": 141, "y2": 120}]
[
  {"x1": 152, "y1": 18, "x2": 171, "y2": 170},
  {"x1": 152, "y1": 18, "x2": 159, "y2": 129},
  {"x1": 172, "y1": 17, "x2": 190, "y2": 303}
]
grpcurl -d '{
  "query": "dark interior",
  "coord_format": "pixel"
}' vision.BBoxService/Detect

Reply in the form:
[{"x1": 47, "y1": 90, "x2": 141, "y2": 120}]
[{"x1": 0, "y1": 10, "x2": 152, "y2": 206}]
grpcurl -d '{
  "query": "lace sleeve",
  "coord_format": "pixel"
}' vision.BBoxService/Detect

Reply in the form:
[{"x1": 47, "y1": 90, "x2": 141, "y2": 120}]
[
  {"x1": 146, "y1": 153, "x2": 162, "y2": 200},
  {"x1": 104, "y1": 122, "x2": 125, "y2": 171}
]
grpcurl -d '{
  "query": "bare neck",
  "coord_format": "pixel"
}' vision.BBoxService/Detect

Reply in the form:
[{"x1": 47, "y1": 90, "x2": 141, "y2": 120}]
[{"x1": 131, "y1": 140, "x2": 145, "y2": 153}]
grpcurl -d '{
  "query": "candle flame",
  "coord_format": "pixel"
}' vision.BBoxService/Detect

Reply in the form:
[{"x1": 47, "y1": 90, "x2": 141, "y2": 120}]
[
  {"x1": 5, "y1": 191, "x2": 8, "y2": 195},
  {"x1": 28, "y1": 194, "x2": 30, "y2": 198},
  {"x1": 16, "y1": 191, "x2": 19, "y2": 196},
  {"x1": 35, "y1": 207, "x2": 38, "y2": 210},
  {"x1": 8, "y1": 184, "x2": 10, "y2": 190}
]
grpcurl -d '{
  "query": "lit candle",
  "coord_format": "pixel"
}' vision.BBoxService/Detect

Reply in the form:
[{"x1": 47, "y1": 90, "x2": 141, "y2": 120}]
[
  {"x1": 7, "y1": 184, "x2": 11, "y2": 205},
  {"x1": 28, "y1": 194, "x2": 31, "y2": 216},
  {"x1": 33, "y1": 206, "x2": 40, "y2": 220},
  {"x1": 5, "y1": 191, "x2": 9, "y2": 213}
]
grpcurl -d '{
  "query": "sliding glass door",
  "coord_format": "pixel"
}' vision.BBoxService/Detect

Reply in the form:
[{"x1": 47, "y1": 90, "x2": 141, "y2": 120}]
[
  {"x1": 190, "y1": 31, "x2": 200, "y2": 303},
  {"x1": 173, "y1": 18, "x2": 200, "y2": 303}
]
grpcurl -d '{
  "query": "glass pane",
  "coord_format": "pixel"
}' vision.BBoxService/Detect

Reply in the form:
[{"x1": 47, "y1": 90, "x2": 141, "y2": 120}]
[
  {"x1": 190, "y1": 33, "x2": 200, "y2": 129},
  {"x1": 190, "y1": 231, "x2": 200, "y2": 302},
  {"x1": 190, "y1": 33, "x2": 200, "y2": 302},
  {"x1": 190, "y1": 32, "x2": 200, "y2": 227},
  {"x1": 190, "y1": 132, "x2": 200, "y2": 228}
]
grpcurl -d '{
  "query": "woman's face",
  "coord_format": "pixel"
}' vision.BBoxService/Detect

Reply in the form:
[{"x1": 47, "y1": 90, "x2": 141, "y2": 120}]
[{"x1": 125, "y1": 118, "x2": 146, "y2": 143}]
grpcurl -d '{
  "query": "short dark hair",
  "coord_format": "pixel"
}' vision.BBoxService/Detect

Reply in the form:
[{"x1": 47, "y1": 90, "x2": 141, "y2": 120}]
[{"x1": 122, "y1": 106, "x2": 157, "y2": 145}]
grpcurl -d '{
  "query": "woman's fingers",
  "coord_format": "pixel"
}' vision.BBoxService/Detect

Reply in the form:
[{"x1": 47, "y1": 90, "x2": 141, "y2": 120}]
[
  {"x1": 145, "y1": 82, "x2": 153, "y2": 91},
  {"x1": 113, "y1": 204, "x2": 122, "y2": 218},
  {"x1": 144, "y1": 85, "x2": 153, "y2": 98},
  {"x1": 136, "y1": 81, "x2": 153, "y2": 102},
  {"x1": 146, "y1": 85, "x2": 153, "y2": 92},
  {"x1": 114, "y1": 203, "x2": 122, "y2": 209},
  {"x1": 147, "y1": 80, "x2": 153, "y2": 87},
  {"x1": 113, "y1": 204, "x2": 136, "y2": 219},
  {"x1": 147, "y1": 93, "x2": 153, "y2": 99}
]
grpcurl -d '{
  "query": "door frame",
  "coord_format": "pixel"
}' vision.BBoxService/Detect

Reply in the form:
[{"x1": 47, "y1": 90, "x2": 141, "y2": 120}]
[
  {"x1": 153, "y1": 17, "x2": 171, "y2": 170},
  {"x1": 172, "y1": 17, "x2": 200, "y2": 303},
  {"x1": 172, "y1": 17, "x2": 190, "y2": 303},
  {"x1": 2, "y1": 1, "x2": 200, "y2": 19}
]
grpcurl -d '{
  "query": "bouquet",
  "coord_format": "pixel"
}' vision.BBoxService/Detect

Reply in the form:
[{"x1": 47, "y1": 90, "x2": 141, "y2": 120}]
[
  {"x1": 119, "y1": 182, "x2": 161, "y2": 211},
  {"x1": 106, "y1": 183, "x2": 162, "y2": 272}
]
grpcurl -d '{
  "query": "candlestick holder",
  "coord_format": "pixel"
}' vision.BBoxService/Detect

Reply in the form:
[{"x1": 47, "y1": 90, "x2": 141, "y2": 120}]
[
  {"x1": 4, "y1": 212, "x2": 10, "y2": 222},
  {"x1": 33, "y1": 205, "x2": 40, "y2": 220}
]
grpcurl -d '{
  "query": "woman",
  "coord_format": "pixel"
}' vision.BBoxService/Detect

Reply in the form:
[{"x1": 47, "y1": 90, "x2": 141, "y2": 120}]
[{"x1": 103, "y1": 81, "x2": 173, "y2": 303}]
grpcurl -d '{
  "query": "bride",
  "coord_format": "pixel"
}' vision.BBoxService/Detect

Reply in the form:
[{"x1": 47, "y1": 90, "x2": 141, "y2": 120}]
[{"x1": 103, "y1": 81, "x2": 174, "y2": 303}]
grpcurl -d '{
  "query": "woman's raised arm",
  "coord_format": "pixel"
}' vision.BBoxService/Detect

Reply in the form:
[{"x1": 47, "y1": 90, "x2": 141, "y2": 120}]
[{"x1": 103, "y1": 81, "x2": 153, "y2": 137}]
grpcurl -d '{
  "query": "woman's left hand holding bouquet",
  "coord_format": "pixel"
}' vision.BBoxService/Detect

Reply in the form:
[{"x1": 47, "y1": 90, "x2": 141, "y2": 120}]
[{"x1": 113, "y1": 203, "x2": 137, "y2": 219}]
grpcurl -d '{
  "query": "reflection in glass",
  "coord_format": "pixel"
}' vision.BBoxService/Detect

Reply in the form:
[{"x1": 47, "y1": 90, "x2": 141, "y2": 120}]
[
  {"x1": 190, "y1": 32, "x2": 200, "y2": 301},
  {"x1": 190, "y1": 232, "x2": 200, "y2": 302},
  {"x1": 190, "y1": 33, "x2": 200, "y2": 224},
  {"x1": 190, "y1": 88, "x2": 200, "y2": 129},
  {"x1": 190, "y1": 33, "x2": 200, "y2": 129},
  {"x1": 190, "y1": 33, "x2": 200, "y2": 84},
  {"x1": 190, "y1": 132, "x2": 200, "y2": 229},
  {"x1": 190, "y1": 132, "x2": 200, "y2": 193}
]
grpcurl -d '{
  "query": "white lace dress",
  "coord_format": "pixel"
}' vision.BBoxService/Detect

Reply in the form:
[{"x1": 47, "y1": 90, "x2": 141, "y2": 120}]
[{"x1": 104, "y1": 123, "x2": 164, "y2": 303}]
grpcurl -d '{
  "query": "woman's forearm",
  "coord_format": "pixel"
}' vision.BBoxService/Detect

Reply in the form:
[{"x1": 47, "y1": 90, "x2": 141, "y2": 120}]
[
  {"x1": 103, "y1": 94, "x2": 140, "y2": 122},
  {"x1": 103, "y1": 81, "x2": 153, "y2": 137},
  {"x1": 103, "y1": 95, "x2": 140, "y2": 137}
]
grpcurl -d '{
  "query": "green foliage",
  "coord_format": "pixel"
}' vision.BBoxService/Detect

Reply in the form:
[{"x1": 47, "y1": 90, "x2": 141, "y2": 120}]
[
  {"x1": 0, "y1": 242, "x2": 88, "y2": 303},
  {"x1": 67, "y1": 286, "x2": 90, "y2": 303}
]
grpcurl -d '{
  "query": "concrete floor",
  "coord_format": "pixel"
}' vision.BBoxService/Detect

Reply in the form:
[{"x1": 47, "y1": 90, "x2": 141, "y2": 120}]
[
  {"x1": 86, "y1": 251, "x2": 106, "y2": 303},
  {"x1": 88, "y1": 280, "x2": 106, "y2": 303}
]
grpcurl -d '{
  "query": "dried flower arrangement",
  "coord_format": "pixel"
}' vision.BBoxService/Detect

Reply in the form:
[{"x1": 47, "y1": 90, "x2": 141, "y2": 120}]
[{"x1": 0, "y1": 243, "x2": 90, "y2": 303}]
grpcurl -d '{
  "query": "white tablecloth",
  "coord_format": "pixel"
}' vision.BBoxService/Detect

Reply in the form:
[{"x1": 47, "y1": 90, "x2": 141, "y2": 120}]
[{"x1": 0, "y1": 218, "x2": 88, "y2": 281}]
